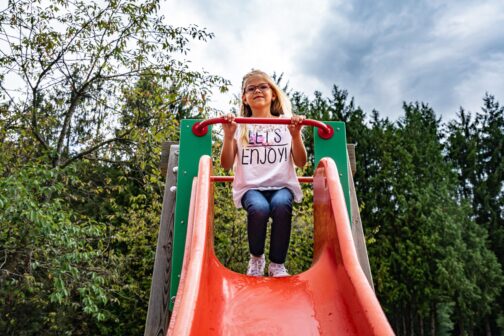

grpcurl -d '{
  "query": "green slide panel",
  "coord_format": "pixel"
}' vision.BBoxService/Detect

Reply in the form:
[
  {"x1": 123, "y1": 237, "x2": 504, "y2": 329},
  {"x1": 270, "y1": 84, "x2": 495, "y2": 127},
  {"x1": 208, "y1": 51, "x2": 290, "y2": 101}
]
[
  {"x1": 169, "y1": 119, "x2": 212, "y2": 310},
  {"x1": 314, "y1": 121, "x2": 351, "y2": 223}
]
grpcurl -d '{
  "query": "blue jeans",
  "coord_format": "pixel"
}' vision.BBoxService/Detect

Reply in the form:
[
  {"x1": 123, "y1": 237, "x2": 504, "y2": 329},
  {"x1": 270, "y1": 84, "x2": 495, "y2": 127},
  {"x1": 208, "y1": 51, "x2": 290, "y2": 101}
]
[{"x1": 241, "y1": 188, "x2": 293, "y2": 264}]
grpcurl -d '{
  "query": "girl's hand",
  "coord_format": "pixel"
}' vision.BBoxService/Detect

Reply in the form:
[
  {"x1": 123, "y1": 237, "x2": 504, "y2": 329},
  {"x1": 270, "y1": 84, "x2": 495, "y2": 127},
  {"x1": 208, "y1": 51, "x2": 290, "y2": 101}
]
[
  {"x1": 220, "y1": 113, "x2": 238, "y2": 170},
  {"x1": 222, "y1": 113, "x2": 237, "y2": 139},
  {"x1": 288, "y1": 114, "x2": 305, "y2": 137}
]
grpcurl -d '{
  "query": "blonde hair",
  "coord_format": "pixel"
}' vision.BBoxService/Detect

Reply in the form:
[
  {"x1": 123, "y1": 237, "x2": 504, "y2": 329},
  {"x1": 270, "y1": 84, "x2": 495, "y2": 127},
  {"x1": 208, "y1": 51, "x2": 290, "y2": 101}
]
[{"x1": 239, "y1": 69, "x2": 292, "y2": 146}]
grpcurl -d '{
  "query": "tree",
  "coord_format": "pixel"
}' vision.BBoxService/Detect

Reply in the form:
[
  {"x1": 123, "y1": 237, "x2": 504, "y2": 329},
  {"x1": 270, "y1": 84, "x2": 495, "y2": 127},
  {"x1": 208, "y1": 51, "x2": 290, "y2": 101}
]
[
  {"x1": 291, "y1": 85, "x2": 364, "y2": 174},
  {"x1": 0, "y1": 0, "x2": 228, "y2": 169},
  {"x1": 364, "y1": 102, "x2": 503, "y2": 335},
  {"x1": 0, "y1": 0, "x2": 229, "y2": 334},
  {"x1": 475, "y1": 95, "x2": 504, "y2": 266},
  {"x1": 446, "y1": 94, "x2": 504, "y2": 335},
  {"x1": 0, "y1": 164, "x2": 108, "y2": 334},
  {"x1": 288, "y1": 86, "x2": 503, "y2": 335}
]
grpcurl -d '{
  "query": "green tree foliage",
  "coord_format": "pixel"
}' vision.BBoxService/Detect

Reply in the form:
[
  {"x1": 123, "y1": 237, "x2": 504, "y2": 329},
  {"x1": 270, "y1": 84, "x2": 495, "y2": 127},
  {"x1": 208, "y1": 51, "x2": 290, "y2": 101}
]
[
  {"x1": 0, "y1": 164, "x2": 107, "y2": 334},
  {"x1": 446, "y1": 94, "x2": 504, "y2": 334},
  {"x1": 0, "y1": 0, "x2": 228, "y2": 334},
  {"x1": 360, "y1": 102, "x2": 502, "y2": 335},
  {"x1": 447, "y1": 95, "x2": 504, "y2": 266},
  {"x1": 0, "y1": 0, "x2": 227, "y2": 169},
  {"x1": 292, "y1": 88, "x2": 503, "y2": 335},
  {"x1": 291, "y1": 85, "x2": 365, "y2": 175}
]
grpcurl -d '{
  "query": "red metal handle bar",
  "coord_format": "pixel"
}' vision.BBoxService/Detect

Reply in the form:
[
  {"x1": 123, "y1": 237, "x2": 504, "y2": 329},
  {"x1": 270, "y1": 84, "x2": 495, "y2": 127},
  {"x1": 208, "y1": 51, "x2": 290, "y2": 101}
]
[
  {"x1": 192, "y1": 117, "x2": 334, "y2": 139},
  {"x1": 211, "y1": 176, "x2": 314, "y2": 183}
]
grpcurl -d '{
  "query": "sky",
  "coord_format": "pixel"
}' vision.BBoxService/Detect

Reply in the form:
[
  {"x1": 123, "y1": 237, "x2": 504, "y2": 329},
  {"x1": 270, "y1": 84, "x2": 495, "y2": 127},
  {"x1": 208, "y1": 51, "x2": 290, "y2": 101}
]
[{"x1": 161, "y1": 0, "x2": 504, "y2": 122}]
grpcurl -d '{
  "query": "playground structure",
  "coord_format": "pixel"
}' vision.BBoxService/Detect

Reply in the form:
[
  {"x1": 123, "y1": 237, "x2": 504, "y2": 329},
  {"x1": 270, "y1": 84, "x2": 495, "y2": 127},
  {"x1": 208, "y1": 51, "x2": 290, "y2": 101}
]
[{"x1": 144, "y1": 118, "x2": 394, "y2": 336}]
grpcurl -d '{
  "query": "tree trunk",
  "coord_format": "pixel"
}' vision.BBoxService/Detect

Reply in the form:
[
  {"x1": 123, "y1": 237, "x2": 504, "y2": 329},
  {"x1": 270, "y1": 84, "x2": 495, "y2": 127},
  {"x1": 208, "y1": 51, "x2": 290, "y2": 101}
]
[
  {"x1": 485, "y1": 318, "x2": 491, "y2": 336},
  {"x1": 410, "y1": 308, "x2": 415, "y2": 336},
  {"x1": 402, "y1": 312, "x2": 407, "y2": 336},
  {"x1": 459, "y1": 318, "x2": 465, "y2": 336},
  {"x1": 430, "y1": 307, "x2": 436, "y2": 336}
]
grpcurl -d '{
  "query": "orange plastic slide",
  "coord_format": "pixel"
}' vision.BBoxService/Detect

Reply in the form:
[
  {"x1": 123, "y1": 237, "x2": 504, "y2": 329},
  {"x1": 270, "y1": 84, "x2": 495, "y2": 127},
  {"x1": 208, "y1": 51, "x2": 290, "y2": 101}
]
[{"x1": 167, "y1": 156, "x2": 394, "y2": 335}]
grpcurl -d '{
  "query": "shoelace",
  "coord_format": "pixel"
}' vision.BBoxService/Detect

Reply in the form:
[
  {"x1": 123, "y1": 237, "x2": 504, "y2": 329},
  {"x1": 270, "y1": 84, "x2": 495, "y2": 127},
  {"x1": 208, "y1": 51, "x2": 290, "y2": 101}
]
[
  {"x1": 269, "y1": 263, "x2": 288, "y2": 275},
  {"x1": 251, "y1": 258, "x2": 263, "y2": 268}
]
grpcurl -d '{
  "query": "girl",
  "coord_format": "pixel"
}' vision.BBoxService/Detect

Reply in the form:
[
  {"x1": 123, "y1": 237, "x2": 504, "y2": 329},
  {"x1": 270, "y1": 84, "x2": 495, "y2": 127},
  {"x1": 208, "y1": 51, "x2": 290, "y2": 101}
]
[{"x1": 220, "y1": 69, "x2": 307, "y2": 277}]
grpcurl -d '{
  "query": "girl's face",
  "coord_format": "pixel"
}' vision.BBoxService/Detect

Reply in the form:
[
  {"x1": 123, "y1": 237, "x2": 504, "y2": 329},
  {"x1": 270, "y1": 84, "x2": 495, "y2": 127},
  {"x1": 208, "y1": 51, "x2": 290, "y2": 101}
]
[{"x1": 242, "y1": 75, "x2": 276, "y2": 113}]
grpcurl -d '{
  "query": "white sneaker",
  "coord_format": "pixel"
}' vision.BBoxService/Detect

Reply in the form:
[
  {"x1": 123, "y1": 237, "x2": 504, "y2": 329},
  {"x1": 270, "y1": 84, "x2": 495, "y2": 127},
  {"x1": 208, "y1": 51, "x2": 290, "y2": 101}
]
[
  {"x1": 268, "y1": 262, "x2": 290, "y2": 277},
  {"x1": 247, "y1": 254, "x2": 265, "y2": 276}
]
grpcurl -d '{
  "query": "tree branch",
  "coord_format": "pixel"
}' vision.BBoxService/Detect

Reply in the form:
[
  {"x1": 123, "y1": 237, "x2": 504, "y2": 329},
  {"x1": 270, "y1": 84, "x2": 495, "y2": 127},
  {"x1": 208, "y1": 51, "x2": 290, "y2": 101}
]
[{"x1": 61, "y1": 132, "x2": 135, "y2": 169}]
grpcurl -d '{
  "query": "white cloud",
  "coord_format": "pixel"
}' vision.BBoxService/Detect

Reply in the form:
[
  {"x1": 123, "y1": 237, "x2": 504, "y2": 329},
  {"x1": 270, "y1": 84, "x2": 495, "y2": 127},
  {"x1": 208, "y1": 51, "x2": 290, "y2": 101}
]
[
  {"x1": 161, "y1": 0, "x2": 333, "y2": 113},
  {"x1": 162, "y1": 0, "x2": 504, "y2": 121},
  {"x1": 454, "y1": 53, "x2": 504, "y2": 113},
  {"x1": 433, "y1": 2, "x2": 504, "y2": 40}
]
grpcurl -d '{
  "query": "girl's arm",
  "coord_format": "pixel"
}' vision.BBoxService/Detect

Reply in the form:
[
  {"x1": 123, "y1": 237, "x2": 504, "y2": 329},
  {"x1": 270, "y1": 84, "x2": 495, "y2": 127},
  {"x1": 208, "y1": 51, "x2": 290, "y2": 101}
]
[
  {"x1": 221, "y1": 137, "x2": 237, "y2": 170},
  {"x1": 288, "y1": 115, "x2": 307, "y2": 168},
  {"x1": 220, "y1": 113, "x2": 238, "y2": 170}
]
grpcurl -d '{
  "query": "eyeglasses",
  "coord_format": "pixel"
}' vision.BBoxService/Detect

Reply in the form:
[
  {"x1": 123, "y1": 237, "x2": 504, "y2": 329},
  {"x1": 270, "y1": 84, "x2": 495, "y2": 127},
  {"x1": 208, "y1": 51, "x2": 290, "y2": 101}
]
[{"x1": 244, "y1": 83, "x2": 271, "y2": 94}]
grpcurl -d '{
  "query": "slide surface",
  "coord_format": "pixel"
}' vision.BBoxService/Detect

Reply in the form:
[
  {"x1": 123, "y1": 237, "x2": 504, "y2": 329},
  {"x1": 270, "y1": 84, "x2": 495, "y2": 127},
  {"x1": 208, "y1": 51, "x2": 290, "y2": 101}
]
[{"x1": 167, "y1": 156, "x2": 394, "y2": 336}]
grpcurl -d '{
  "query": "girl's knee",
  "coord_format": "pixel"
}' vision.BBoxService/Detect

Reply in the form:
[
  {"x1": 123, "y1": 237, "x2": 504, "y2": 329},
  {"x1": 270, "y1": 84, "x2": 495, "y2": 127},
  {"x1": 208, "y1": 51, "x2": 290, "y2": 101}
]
[
  {"x1": 242, "y1": 190, "x2": 270, "y2": 218},
  {"x1": 271, "y1": 203, "x2": 292, "y2": 216},
  {"x1": 247, "y1": 202, "x2": 270, "y2": 218},
  {"x1": 271, "y1": 189, "x2": 293, "y2": 212}
]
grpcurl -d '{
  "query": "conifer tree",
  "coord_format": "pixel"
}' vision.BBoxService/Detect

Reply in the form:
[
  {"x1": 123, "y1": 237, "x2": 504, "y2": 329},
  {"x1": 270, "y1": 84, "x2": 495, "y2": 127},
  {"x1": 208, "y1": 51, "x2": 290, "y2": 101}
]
[{"x1": 446, "y1": 94, "x2": 504, "y2": 334}]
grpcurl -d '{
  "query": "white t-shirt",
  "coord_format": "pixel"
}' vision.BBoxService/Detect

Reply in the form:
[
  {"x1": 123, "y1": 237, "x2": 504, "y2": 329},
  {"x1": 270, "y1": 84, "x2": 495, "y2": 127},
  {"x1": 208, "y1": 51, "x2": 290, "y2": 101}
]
[{"x1": 232, "y1": 123, "x2": 303, "y2": 208}]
